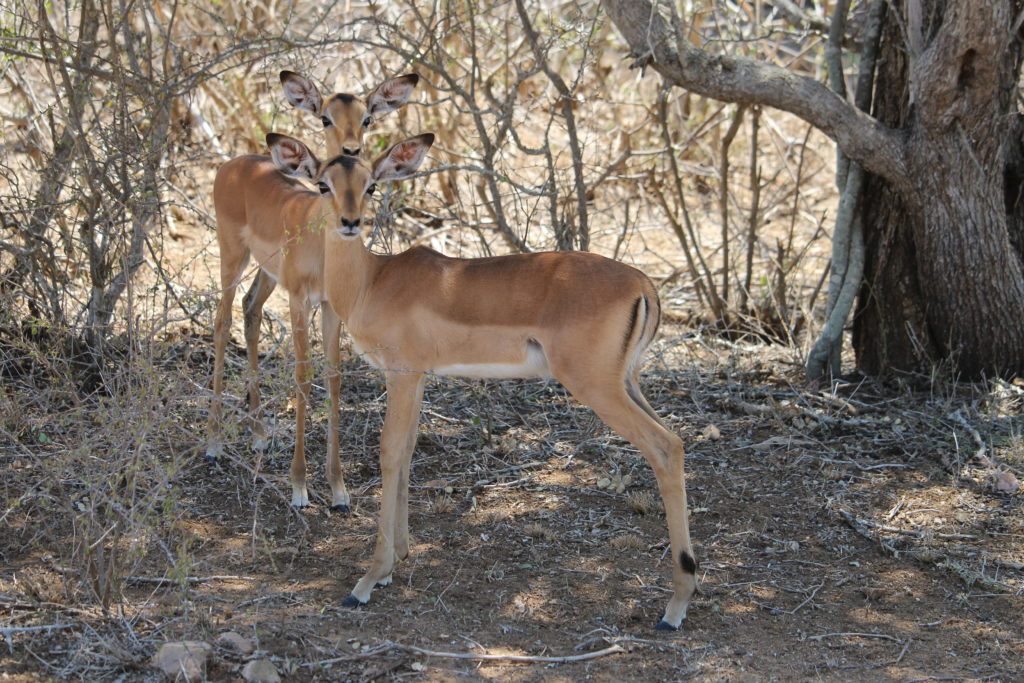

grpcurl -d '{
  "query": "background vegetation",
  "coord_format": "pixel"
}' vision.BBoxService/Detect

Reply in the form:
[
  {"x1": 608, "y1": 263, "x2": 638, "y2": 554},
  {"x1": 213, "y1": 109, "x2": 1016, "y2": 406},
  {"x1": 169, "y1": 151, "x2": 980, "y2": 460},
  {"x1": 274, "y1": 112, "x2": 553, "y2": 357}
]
[{"x1": 1, "y1": 1, "x2": 1020, "y2": 680}]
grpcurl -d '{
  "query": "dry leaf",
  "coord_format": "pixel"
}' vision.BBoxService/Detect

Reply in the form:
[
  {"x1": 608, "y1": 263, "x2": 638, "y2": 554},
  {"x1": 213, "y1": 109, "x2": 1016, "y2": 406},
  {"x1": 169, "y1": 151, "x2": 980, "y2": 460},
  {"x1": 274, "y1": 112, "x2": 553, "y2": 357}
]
[
  {"x1": 991, "y1": 470, "x2": 1020, "y2": 493},
  {"x1": 702, "y1": 424, "x2": 722, "y2": 440}
]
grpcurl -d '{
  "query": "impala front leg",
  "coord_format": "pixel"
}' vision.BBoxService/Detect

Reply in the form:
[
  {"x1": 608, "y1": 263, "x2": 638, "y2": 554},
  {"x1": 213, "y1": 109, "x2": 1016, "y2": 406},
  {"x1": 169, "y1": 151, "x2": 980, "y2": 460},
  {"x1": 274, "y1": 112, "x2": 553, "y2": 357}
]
[
  {"x1": 344, "y1": 369, "x2": 425, "y2": 606},
  {"x1": 321, "y1": 303, "x2": 350, "y2": 512},
  {"x1": 288, "y1": 296, "x2": 313, "y2": 508}
]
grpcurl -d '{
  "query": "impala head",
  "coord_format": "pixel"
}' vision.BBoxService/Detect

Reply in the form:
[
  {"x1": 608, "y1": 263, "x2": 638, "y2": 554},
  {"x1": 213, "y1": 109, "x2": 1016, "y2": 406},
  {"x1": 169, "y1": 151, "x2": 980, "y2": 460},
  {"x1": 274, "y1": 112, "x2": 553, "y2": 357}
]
[
  {"x1": 267, "y1": 131, "x2": 434, "y2": 239},
  {"x1": 280, "y1": 70, "x2": 420, "y2": 158}
]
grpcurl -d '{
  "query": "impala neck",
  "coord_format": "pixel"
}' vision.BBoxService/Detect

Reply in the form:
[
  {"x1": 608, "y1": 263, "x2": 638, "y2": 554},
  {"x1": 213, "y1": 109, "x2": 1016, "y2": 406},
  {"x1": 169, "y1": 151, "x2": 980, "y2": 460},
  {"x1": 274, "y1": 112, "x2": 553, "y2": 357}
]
[{"x1": 324, "y1": 231, "x2": 381, "y2": 321}]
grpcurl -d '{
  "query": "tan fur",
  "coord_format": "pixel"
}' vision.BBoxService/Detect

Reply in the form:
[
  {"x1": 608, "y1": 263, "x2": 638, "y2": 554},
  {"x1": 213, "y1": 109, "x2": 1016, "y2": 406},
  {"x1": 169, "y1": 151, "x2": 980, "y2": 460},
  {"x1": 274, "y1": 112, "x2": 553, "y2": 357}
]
[
  {"x1": 205, "y1": 72, "x2": 419, "y2": 510},
  {"x1": 206, "y1": 154, "x2": 348, "y2": 510},
  {"x1": 280, "y1": 71, "x2": 419, "y2": 157},
  {"x1": 237, "y1": 133, "x2": 699, "y2": 629}
]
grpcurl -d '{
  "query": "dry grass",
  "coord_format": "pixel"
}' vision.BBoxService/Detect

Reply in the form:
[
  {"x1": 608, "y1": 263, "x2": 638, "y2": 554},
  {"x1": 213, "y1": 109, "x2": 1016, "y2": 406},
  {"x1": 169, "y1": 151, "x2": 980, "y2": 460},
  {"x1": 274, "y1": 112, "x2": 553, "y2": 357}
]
[{"x1": 1, "y1": 1, "x2": 1022, "y2": 681}]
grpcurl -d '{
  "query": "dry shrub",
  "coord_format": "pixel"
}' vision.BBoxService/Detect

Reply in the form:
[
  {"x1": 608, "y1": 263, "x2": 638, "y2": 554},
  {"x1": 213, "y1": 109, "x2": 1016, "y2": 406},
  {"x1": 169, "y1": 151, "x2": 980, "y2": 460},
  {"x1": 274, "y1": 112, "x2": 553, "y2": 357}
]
[
  {"x1": 427, "y1": 493, "x2": 456, "y2": 515},
  {"x1": 0, "y1": 0, "x2": 840, "y2": 616},
  {"x1": 523, "y1": 523, "x2": 558, "y2": 543},
  {"x1": 1, "y1": 346, "x2": 195, "y2": 609},
  {"x1": 610, "y1": 532, "x2": 646, "y2": 550},
  {"x1": 628, "y1": 490, "x2": 662, "y2": 516}
]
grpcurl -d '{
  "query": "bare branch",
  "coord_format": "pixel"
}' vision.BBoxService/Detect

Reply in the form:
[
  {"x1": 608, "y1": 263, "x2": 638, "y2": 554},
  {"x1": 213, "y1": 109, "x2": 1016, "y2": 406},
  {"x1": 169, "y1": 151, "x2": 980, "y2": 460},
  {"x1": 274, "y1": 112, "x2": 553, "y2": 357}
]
[{"x1": 600, "y1": 0, "x2": 907, "y2": 183}]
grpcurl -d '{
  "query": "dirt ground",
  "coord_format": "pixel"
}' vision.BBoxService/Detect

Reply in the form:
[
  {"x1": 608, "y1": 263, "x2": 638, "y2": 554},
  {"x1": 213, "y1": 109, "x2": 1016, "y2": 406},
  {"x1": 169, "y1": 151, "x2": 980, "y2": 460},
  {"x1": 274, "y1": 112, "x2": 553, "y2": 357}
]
[{"x1": 1, "y1": 326, "x2": 1022, "y2": 682}]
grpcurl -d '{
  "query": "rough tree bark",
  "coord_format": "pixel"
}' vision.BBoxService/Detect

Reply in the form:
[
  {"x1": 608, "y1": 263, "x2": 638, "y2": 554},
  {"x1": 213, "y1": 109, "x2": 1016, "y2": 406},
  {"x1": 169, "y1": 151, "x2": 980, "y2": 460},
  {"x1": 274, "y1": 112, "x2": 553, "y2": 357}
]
[{"x1": 602, "y1": 0, "x2": 1024, "y2": 379}]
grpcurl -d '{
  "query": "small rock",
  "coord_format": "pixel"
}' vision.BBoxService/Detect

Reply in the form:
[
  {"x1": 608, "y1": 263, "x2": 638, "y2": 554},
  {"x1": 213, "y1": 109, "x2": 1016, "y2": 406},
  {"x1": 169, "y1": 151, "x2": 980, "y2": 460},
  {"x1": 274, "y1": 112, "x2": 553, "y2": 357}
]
[
  {"x1": 991, "y1": 470, "x2": 1020, "y2": 493},
  {"x1": 242, "y1": 658, "x2": 281, "y2": 683},
  {"x1": 151, "y1": 641, "x2": 212, "y2": 680},
  {"x1": 702, "y1": 424, "x2": 722, "y2": 440},
  {"x1": 217, "y1": 631, "x2": 255, "y2": 654}
]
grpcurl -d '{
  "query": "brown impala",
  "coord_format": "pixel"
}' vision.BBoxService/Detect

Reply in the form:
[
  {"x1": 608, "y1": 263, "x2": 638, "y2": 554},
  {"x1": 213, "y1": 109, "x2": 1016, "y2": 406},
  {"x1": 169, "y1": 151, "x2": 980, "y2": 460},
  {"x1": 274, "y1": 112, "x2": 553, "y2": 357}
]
[{"x1": 245, "y1": 131, "x2": 699, "y2": 630}]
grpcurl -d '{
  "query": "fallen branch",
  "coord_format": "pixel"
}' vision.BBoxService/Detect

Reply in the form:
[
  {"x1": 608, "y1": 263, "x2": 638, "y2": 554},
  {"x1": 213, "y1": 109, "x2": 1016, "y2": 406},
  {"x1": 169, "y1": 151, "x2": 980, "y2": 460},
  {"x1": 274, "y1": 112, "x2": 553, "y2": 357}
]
[
  {"x1": 808, "y1": 631, "x2": 902, "y2": 643},
  {"x1": 308, "y1": 640, "x2": 625, "y2": 667},
  {"x1": 839, "y1": 509, "x2": 977, "y2": 541},
  {"x1": 1, "y1": 623, "x2": 78, "y2": 651},
  {"x1": 387, "y1": 640, "x2": 625, "y2": 663},
  {"x1": 947, "y1": 409, "x2": 993, "y2": 467},
  {"x1": 124, "y1": 575, "x2": 256, "y2": 585}
]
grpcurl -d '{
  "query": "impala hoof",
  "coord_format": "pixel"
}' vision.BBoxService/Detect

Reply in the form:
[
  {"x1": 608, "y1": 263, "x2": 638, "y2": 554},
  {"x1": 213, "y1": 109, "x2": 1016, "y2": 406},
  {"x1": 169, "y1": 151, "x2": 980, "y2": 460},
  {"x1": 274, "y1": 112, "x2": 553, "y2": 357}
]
[
  {"x1": 204, "y1": 448, "x2": 222, "y2": 466},
  {"x1": 655, "y1": 620, "x2": 679, "y2": 631},
  {"x1": 341, "y1": 594, "x2": 364, "y2": 608},
  {"x1": 330, "y1": 503, "x2": 351, "y2": 514},
  {"x1": 291, "y1": 487, "x2": 309, "y2": 508}
]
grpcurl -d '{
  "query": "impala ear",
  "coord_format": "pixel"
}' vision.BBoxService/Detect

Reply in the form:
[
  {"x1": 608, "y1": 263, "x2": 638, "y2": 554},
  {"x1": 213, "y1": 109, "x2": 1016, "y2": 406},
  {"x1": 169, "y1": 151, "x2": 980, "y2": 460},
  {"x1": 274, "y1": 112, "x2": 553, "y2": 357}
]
[
  {"x1": 366, "y1": 74, "x2": 420, "y2": 116},
  {"x1": 267, "y1": 133, "x2": 320, "y2": 180},
  {"x1": 280, "y1": 70, "x2": 324, "y2": 115},
  {"x1": 372, "y1": 133, "x2": 434, "y2": 183}
]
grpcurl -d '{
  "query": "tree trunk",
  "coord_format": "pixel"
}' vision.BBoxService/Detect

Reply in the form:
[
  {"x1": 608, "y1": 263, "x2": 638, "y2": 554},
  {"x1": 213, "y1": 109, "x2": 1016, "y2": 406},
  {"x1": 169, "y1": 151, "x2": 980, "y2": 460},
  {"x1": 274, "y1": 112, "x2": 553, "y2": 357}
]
[
  {"x1": 854, "y1": 0, "x2": 1024, "y2": 377},
  {"x1": 601, "y1": 0, "x2": 1024, "y2": 379}
]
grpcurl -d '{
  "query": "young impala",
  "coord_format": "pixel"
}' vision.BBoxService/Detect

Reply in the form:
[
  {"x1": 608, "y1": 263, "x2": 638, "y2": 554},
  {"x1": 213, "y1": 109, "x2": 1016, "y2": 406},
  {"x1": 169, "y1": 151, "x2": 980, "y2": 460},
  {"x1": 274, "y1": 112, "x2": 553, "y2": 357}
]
[
  {"x1": 280, "y1": 70, "x2": 419, "y2": 157},
  {"x1": 206, "y1": 73, "x2": 419, "y2": 510},
  {"x1": 263, "y1": 132, "x2": 699, "y2": 630}
]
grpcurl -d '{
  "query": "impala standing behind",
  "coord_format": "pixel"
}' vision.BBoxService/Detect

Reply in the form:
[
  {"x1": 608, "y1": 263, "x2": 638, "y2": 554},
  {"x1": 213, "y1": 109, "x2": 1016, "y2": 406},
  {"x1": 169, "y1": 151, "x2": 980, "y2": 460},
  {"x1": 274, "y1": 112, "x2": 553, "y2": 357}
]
[{"x1": 206, "y1": 72, "x2": 419, "y2": 510}]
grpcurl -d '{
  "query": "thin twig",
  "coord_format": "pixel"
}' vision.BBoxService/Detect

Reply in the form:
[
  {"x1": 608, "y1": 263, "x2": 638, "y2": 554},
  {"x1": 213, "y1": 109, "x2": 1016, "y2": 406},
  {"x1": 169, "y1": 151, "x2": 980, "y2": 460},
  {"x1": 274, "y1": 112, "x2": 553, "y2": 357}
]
[
  {"x1": 839, "y1": 509, "x2": 977, "y2": 541},
  {"x1": 124, "y1": 575, "x2": 256, "y2": 585},
  {"x1": 808, "y1": 631, "x2": 902, "y2": 643},
  {"x1": 307, "y1": 641, "x2": 625, "y2": 667}
]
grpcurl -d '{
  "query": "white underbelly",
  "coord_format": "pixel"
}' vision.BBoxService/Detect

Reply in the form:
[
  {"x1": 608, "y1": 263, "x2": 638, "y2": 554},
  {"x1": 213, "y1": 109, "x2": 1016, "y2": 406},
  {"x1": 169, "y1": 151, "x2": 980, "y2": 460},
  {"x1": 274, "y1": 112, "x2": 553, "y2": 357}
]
[{"x1": 435, "y1": 342, "x2": 550, "y2": 379}]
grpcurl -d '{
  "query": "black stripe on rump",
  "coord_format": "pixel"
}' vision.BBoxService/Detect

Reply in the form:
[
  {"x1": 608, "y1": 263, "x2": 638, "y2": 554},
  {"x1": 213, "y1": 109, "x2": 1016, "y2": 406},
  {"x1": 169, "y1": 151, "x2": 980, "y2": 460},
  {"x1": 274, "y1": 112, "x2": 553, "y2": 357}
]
[{"x1": 622, "y1": 296, "x2": 644, "y2": 355}]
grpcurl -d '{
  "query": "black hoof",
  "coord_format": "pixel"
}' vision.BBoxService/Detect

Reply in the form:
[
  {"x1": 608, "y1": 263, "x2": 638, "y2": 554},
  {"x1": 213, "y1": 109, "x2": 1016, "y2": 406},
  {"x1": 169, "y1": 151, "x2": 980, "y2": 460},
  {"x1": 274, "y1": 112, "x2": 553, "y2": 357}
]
[
  {"x1": 331, "y1": 503, "x2": 351, "y2": 514},
  {"x1": 655, "y1": 620, "x2": 679, "y2": 631},
  {"x1": 341, "y1": 594, "x2": 363, "y2": 608}
]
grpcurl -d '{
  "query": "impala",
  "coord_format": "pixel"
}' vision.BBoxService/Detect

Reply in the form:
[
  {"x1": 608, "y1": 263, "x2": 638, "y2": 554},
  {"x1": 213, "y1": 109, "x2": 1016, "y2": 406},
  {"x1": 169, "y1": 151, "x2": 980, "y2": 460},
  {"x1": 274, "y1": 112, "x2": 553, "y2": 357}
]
[
  {"x1": 280, "y1": 70, "x2": 419, "y2": 157},
  {"x1": 262, "y1": 132, "x2": 699, "y2": 630},
  {"x1": 205, "y1": 72, "x2": 419, "y2": 510}
]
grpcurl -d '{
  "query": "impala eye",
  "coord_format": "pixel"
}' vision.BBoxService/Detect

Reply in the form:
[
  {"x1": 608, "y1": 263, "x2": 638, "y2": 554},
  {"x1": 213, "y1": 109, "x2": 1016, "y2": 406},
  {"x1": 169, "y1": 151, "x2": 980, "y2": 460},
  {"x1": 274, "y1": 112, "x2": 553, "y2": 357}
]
[
  {"x1": 366, "y1": 183, "x2": 377, "y2": 196},
  {"x1": 321, "y1": 116, "x2": 332, "y2": 128},
  {"x1": 318, "y1": 181, "x2": 330, "y2": 194},
  {"x1": 362, "y1": 115, "x2": 374, "y2": 128}
]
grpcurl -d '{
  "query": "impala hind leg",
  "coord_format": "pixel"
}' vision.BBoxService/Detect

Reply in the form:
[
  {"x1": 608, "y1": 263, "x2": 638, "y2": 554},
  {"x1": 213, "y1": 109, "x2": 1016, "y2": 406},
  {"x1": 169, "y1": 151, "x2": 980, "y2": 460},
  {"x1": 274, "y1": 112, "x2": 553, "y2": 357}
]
[
  {"x1": 564, "y1": 375, "x2": 698, "y2": 630},
  {"x1": 206, "y1": 248, "x2": 249, "y2": 462},
  {"x1": 321, "y1": 303, "x2": 351, "y2": 512},
  {"x1": 344, "y1": 370, "x2": 425, "y2": 607},
  {"x1": 242, "y1": 269, "x2": 277, "y2": 452}
]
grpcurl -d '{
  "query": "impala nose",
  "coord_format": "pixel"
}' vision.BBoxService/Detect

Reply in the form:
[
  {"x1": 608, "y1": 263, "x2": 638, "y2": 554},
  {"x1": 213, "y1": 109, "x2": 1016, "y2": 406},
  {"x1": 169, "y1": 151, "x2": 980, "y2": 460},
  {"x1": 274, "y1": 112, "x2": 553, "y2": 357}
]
[
  {"x1": 342, "y1": 145, "x2": 361, "y2": 157},
  {"x1": 339, "y1": 217, "x2": 361, "y2": 237}
]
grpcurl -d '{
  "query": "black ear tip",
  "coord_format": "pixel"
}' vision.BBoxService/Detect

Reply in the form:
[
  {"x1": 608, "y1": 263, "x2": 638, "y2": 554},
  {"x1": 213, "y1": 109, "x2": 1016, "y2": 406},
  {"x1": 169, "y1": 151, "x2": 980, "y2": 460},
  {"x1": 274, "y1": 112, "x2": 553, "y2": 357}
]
[
  {"x1": 407, "y1": 73, "x2": 420, "y2": 84},
  {"x1": 421, "y1": 133, "x2": 435, "y2": 146},
  {"x1": 266, "y1": 133, "x2": 283, "y2": 146},
  {"x1": 279, "y1": 70, "x2": 295, "y2": 83}
]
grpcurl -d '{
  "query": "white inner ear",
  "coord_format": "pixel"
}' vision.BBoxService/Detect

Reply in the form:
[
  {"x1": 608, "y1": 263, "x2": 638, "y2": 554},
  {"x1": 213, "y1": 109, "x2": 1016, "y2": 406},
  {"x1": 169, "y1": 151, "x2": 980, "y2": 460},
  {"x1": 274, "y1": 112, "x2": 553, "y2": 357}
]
[
  {"x1": 297, "y1": 154, "x2": 317, "y2": 179},
  {"x1": 368, "y1": 79, "x2": 413, "y2": 115},
  {"x1": 270, "y1": 145, "x2": 291, "y2": 172},
  {"x1": 283, "y1": 77, "x2": 321, "y2": 114},
  {"x1": 271, "y1": 141, "x2": 313, "y2": 177},
  {"x1": 374, "y1": 142, "x2": 426, "y2": 182}
]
